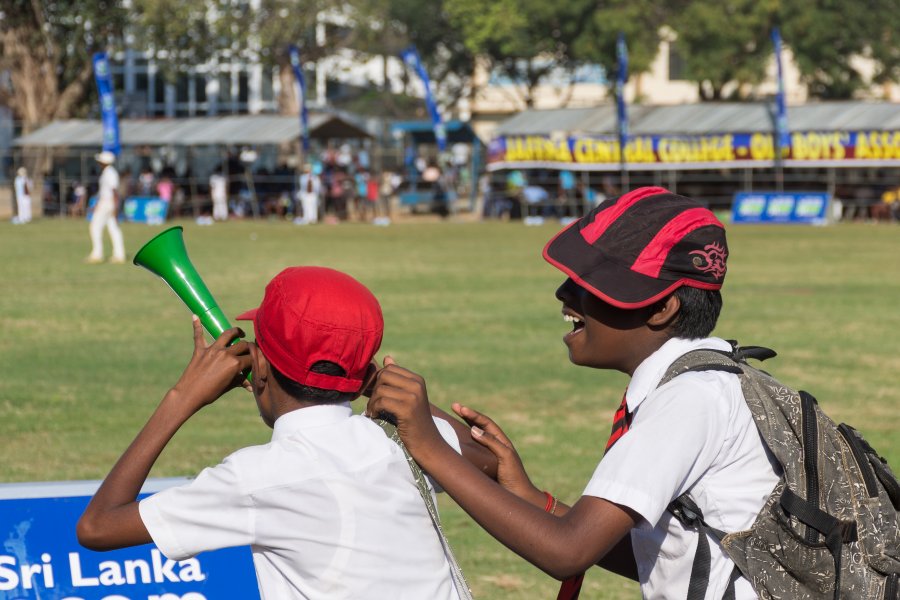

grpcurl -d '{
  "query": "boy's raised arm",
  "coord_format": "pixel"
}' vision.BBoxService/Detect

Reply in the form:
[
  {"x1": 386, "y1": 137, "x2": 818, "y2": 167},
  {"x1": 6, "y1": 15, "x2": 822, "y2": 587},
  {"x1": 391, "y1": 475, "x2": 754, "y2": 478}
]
[
  {"x1": 377, "y1": 356, "x2": 498, "y2": 479},
  {"x1": 77, "y1": 319, "x2": 251, "y2": 551}
]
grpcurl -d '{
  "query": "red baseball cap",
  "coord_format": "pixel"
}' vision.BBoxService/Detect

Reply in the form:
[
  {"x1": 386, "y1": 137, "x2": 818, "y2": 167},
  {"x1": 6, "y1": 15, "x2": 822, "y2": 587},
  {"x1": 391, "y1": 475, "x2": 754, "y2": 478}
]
[
  {"x1": 543, "y1": 187, "x2": 728, "y2": 309},
  {"x1": 236, "y1": 266, "x2": 384, "y2": 393}
]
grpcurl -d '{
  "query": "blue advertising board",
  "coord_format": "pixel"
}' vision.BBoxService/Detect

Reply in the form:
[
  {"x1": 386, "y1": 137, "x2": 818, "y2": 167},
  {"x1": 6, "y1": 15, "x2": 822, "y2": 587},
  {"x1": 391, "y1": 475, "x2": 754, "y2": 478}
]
[
  {"x1": 86, "y1": 197, "x2": 169, "y2": 225},
  {"x1": 731, "y1": 191, "x2": 830, "y2": 225},
  {"x1": 0, "y1": 480, "x2": 260, "y2": 600},
  {"x1": 122, "y1": 197, "x2": 169, "y2": 225}
]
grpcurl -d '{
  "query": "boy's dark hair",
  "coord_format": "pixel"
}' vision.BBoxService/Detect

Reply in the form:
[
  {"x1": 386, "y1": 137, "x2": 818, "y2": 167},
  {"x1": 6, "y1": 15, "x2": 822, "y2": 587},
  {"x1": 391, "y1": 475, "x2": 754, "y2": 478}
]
[
  {"x1": 664, "y1": 286, "x2": 723, "y2": 339},
  {"x1": 271, "y1": 360, "x2": 356, "y2": 404}
]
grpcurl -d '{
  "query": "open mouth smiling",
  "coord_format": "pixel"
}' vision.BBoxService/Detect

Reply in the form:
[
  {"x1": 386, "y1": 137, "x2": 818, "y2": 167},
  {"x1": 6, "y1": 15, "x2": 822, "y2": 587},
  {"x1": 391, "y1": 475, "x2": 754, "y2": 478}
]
[{"x1": 562, "y1": 308, "x2": 585, "y2": 340}]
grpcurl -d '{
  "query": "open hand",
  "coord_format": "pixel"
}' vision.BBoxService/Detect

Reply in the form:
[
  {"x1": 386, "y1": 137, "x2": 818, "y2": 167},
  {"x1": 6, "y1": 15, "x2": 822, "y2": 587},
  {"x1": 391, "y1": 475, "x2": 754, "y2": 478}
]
[
  {"x1": 366, "y1": 357, "x2": 448, "y2": 464},
  {"x1": 168, "y1": 316, "x2": 252, "y2": 415},
  {"x1": 452, "y1": 403, "x2": 545, "y2": 508}
]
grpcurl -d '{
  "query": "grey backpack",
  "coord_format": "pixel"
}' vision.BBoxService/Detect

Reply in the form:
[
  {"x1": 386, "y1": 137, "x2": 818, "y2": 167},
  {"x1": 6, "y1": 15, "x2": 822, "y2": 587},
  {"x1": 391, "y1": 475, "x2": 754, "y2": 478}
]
[{"x1": 660, "y1": 342, "x2": 900, "y2": 600}]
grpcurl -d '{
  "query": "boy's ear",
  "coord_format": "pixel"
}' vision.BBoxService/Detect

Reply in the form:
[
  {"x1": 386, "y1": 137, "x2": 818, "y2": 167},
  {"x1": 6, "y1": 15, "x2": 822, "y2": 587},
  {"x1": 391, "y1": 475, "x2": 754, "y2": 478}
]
[
  {"x1": 249, "y1": 344, "x2": 269, "y2": 392},
  {"x1": 647, "y1": 294, "x2": 680, "y2": 328},
  {"x1": 357, "y1": 362, "x2": 380, "y2": 399}
]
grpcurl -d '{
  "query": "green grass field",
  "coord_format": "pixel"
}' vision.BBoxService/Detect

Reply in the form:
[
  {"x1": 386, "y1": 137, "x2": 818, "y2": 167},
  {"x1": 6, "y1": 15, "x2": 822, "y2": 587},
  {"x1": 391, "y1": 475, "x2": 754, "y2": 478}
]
[{"x1": 2, "y1": 217, "x2": 898, "y2": 599}]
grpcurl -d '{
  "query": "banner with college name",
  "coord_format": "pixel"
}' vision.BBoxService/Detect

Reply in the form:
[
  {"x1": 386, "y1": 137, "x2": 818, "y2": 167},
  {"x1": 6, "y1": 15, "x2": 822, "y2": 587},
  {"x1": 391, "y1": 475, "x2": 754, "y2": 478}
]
[
  {"x1": 0, "y1": 480, "x2": 260, "y2": 600},
  {"x1": 487, "y1": 130, "x2": 900, "y2": 171},
  {"x1": 731, "y1": 191, "x2": 830, "y2": 225}
]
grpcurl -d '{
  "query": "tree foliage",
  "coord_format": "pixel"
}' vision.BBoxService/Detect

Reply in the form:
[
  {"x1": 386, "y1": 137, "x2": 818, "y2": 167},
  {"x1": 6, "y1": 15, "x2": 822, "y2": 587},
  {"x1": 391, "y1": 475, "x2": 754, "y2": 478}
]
[
  {"x1": 668, "y1": 0, "x2": 776, "y2": 100},
  {"x1": 780, "y1": 0, "x2": 900, "y2": 99},
  {"x1": 0, "y1": 0, "x2": 128, "y2": 132},
  {"x1": 443, "y1": 0, "x2": 599, "y2": 108},
  {"x1": 339, "y1": 0, "x2": 474, "y2": 117},
  {"x1": 571, "y1": 0, "x2": 671, "y2": 98},
  {"x1": 2, "y1": 0, "x2": 900, "y2": 134}
]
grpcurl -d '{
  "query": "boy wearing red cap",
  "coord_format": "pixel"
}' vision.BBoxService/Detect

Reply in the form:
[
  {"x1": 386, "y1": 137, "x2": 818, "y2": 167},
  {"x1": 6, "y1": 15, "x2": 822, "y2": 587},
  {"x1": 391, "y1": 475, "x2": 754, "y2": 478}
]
[
  {"x1": 79, "y1": 266, "x2": 490, "y2": 600},
  {"x1": 368, "y1": 187, "x2": 780, "y2": 599}
]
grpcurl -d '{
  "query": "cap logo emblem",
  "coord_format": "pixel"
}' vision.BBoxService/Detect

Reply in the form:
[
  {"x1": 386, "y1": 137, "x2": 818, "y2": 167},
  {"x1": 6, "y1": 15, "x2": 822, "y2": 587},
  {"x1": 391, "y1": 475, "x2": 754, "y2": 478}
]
[{"x1": 689, "y1": 242, "x2": 727, "y2": 279}]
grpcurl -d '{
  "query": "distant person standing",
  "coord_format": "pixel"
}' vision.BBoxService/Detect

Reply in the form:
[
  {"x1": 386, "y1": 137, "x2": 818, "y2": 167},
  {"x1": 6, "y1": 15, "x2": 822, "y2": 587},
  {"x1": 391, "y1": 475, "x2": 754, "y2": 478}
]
[
  {"x1": 86, "y1": 151, "x2": 126, "y2": 264},
  {"x1": 13, "y1": 167, "x2": 33, "y2": 224},
  {"x1": 209, "y1": 167, "x2": 229, "y2": 221},
  {"x1": 294, "y1": 164, "x2": 321, "y2": 225}
]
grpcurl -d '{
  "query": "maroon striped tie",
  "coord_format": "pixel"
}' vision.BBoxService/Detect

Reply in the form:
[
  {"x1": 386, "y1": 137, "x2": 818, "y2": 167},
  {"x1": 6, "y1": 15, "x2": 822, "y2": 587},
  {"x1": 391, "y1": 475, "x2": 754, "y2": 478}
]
[
  {"x1": 557, "y1": 393, "x2": 631, "y2": 600},
  {"x1": 605, "y1": 393, "x2": 632, "y2": 453}
]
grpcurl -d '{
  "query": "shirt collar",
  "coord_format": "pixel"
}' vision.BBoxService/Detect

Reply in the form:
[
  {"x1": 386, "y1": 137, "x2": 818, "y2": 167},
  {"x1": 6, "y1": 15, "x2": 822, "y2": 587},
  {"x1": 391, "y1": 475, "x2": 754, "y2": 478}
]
[
  {"x1": 625, "y1": 337, "x2": 732, "y2": 412},
  {"x1": 271, "y1": 402, "x2": 353, "y2": 442}
]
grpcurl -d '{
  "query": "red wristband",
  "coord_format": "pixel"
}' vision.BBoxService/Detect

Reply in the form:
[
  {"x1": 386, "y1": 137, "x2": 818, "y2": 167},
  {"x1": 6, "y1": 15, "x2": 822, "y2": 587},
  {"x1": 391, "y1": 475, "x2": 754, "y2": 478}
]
[{"x1": 543, "y1": 491, "x2": 555, "y2": 512}]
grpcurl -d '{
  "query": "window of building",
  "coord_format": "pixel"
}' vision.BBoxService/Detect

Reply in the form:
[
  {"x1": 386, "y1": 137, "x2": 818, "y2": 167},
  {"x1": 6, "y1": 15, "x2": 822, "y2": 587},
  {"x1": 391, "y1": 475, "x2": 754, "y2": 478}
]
[
  {"x1": 196, "y1": 76, "x2": 207, "y2": 104},
  {"x1": 238, "y1": 71, "x2": 249, "y2": 105},
  {"x1": 176, "y1": 74, "x2": 190, "y2": 104},
  {"x1": 136, "y1": 73, "x2": 149, "y2": 94},
  {"x1": 154, "y1": 75, "x2": 166, "y2": 105},
  {"x1": 218, "y1": 73, "x2": 232, "y2": 104}
]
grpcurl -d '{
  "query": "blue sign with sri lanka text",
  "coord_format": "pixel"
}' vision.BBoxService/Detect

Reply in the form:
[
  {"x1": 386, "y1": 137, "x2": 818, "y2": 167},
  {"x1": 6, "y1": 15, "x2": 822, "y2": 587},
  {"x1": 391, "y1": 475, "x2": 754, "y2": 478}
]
[{"x1": 0, "y1": 480, "x2": 260, "y2": 600}]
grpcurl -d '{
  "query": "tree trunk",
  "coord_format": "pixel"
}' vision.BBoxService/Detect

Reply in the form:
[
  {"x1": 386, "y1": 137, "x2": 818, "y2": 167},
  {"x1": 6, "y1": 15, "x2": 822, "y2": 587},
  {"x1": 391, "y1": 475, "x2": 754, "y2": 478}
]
[{"x1": 278, "y1": 62, "x2": 299, "y2": 116}]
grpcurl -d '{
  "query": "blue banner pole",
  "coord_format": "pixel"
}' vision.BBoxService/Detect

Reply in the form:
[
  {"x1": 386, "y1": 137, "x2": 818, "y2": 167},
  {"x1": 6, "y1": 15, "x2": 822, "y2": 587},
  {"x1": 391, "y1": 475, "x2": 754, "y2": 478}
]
[
  {"x1": 615, "y1": 33, "x2": 629, "y2": 190},
  {"x1": 92, "y1": 52, "x2": 120, "y2": 156},
  {"x1": 771, "y1": 26, "x2": 789, "y2": 192},
  {"x1": 288, "y1": 44, "x2": 310, "y2": 154},
  {"x1": 400, "y1": 46, "x2": 447, "y2": 152}
]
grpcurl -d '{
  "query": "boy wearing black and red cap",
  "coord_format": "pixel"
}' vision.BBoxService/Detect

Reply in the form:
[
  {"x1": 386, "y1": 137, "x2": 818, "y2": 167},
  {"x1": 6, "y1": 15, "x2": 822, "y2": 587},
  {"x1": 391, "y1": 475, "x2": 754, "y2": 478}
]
[
  {"x1": 78, "y1": 266, "x2": 489, "y2": 600},
  {"x1": 368, "y1": 187, "x2": 780, "y2": 599}
]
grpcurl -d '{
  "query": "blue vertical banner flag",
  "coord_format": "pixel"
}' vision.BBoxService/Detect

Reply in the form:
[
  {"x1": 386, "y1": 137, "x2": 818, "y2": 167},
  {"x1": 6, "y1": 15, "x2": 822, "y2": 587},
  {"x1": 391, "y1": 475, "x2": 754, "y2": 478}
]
[
  {"x1": 400, "y1": 46, "x2": 447, "y2": 152},
  {"x1": 615, "y1": 33, "x2": 629, "y2": 163},
  {"x1": 92, "y1": 52, "x2": 120, "y2": 156},
  {"x1": 288, "y1": 44, "x2": 310, "y2": 152},
  {"x1": 771, "y1": 27, "x2": 790, "y2": 156}
]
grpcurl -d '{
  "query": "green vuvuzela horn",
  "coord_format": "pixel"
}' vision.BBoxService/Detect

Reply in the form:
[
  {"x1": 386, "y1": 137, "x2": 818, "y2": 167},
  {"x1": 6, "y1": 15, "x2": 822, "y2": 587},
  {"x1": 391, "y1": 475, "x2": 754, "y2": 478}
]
[{"x1": 133, "y1": 226, "x2": 251, "y2": 380}]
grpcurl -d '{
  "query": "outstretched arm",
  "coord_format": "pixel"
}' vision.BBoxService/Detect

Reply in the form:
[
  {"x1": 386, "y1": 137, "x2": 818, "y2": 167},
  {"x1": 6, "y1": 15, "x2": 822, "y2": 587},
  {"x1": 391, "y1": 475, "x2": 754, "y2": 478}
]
[
  {"x1": 454, "y1": 403, "x2": 638, "y2": 581},
  {"x1": 77, "y1": 318, "x2": 251, "y2": 551},
  {"x1": 367, "y1": 363, "x2": 638, "y2": 580}
]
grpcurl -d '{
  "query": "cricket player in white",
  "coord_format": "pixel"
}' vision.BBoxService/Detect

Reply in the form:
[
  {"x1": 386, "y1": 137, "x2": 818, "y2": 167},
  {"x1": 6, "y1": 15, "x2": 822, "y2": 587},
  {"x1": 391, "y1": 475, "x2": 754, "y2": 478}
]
[
  {"x1": 13, "y1": 167, "x2": 32, "y2": 224},
  {"x1": 87, "y1": 151, "x2": 126, "y2": 264}
]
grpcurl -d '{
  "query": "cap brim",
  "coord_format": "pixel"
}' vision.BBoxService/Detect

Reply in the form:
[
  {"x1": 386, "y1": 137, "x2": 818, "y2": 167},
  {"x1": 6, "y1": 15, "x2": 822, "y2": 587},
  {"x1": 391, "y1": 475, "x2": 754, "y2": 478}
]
[
  {"x1": 235, "y1": 308, "x2": 258, "y2": 321},
  {"x1": 543, "y1": 221, "x2": 706, "y2": 309}
]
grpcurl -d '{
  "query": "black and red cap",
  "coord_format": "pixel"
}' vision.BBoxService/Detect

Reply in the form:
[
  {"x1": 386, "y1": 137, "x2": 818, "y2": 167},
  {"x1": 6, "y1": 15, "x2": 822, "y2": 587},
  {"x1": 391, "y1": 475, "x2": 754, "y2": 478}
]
[{"x1": 543, "y1": 186, "x2": 728, "y2": 309}]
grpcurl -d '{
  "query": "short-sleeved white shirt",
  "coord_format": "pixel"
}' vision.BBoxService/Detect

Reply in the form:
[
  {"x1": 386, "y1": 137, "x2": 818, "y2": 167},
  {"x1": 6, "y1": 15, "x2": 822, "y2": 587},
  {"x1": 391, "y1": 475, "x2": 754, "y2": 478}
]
[
  {"x1": 98, "y1": 165, "x2": 119, "y2": 205},
  {"x1": 140, "y1": 403, "x2": 464, "y2": 600},
  {"x1": 584, "y1": 337, "x2": 780, "y2": 600}
]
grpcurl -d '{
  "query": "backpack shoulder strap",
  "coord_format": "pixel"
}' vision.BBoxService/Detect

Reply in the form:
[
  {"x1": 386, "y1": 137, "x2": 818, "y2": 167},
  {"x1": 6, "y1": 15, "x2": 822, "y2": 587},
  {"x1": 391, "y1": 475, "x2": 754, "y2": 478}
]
[
  {"x1": 373, "y1": 418, "x2": 474, "y2": 600},
  {"x1": 658, "y1": 347, "x2": 743, "y2": 389},
  {"x1": 668, "y1": 493, "x2": 738, "y2": 600}
]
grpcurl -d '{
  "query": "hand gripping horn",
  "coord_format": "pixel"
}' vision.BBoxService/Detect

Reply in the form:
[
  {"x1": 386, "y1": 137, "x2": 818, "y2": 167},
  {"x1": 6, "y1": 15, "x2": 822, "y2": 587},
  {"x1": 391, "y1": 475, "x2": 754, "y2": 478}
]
[{"x1": 134, "y1": 227, "x2": 252, "y2": 382}]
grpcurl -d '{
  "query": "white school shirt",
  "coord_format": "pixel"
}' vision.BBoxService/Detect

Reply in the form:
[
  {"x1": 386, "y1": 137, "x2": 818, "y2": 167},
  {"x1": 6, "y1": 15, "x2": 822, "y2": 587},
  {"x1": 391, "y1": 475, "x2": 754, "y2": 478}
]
[
  {"x1": 584, "y1": 337, "x2": 781, "y2": 600},
  {"x1": 140, "y1": 403, "x2": 464, "y2": 600}
]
